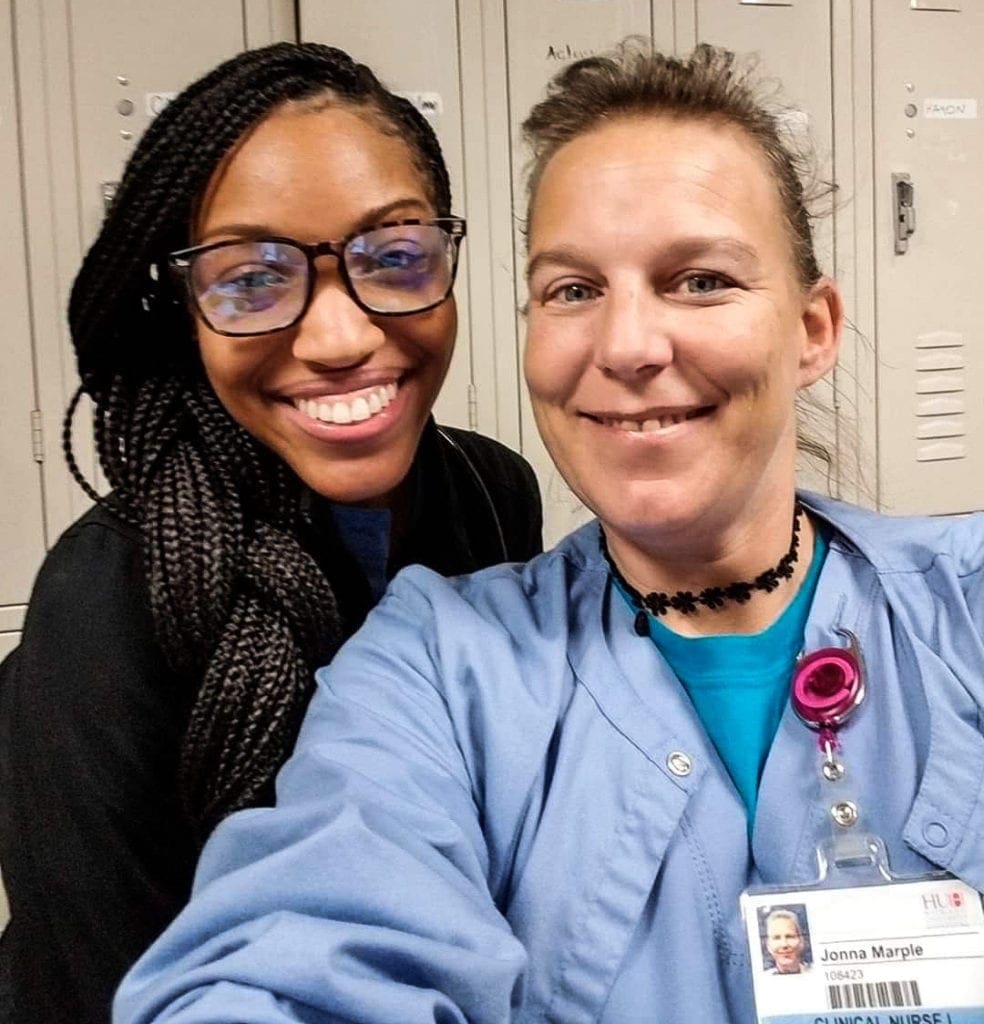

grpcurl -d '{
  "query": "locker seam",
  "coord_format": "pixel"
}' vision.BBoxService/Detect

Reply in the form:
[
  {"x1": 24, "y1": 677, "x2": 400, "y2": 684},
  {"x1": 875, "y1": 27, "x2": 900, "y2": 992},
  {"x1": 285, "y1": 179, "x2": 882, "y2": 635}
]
[
  {"x1": 866, "y1": 0, "x2": 881, "y2": 510},
  {"x1": 453, "y1": 0, "x2": 478, "y2": 431},
  {"x1": 8, "y1": 0, "x2": 50, "y2": 544},
  {"x1": 501, "y1": 0, "x2": 525, "y2": 451}
]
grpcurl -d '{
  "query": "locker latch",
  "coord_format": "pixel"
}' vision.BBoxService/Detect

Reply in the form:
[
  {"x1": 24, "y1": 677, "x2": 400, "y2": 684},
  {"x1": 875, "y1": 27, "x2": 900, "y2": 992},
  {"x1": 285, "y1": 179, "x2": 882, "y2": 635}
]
[{"x1": 892, "y1": 173, "x2": 916, "y2": 255}]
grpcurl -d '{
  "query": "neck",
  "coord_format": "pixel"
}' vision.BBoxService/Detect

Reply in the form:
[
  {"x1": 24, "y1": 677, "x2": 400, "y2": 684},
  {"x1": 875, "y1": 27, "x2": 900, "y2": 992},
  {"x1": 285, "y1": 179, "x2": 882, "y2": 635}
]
[{"x1": 605, "y1": 496, "x2": 815, "y2": 636}]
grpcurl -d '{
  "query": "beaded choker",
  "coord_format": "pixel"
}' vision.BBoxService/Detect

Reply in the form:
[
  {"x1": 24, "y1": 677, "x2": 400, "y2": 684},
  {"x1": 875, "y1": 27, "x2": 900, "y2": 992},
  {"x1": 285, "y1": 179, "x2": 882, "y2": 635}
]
[{"x1": 601, "y1": 503, "x2": 804, "y2": 636}]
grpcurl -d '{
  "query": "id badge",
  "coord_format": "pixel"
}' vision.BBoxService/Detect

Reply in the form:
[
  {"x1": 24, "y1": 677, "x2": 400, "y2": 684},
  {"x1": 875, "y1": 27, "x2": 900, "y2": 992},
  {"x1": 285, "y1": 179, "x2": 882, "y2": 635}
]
[{"x1": 741, "y1": 875, "x2": 984, "y2": 1023}]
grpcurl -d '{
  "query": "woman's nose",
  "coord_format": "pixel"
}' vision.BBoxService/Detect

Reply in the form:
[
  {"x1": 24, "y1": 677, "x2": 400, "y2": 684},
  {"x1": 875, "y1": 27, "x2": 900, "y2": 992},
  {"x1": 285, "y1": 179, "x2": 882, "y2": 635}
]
[
  {"x1": 595, "y1": 286, "x2": 673, "y2": 380},
  {"x1": 291, "y1": 270, "x2": 386, "y2": 367}
]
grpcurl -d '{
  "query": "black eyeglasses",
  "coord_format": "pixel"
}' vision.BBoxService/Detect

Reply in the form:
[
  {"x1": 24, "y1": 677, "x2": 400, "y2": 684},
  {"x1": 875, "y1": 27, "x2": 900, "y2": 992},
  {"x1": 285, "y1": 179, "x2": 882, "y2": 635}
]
[{"x1": 168, "y1": 217, "x2": 466, "y2": 337}]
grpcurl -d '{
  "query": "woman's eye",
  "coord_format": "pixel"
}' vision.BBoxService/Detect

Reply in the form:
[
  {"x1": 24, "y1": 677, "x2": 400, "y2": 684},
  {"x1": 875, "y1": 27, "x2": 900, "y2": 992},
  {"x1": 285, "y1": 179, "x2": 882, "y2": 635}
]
[
  {"x1": 376, "y1": 246, "x2": 426, "y2": 270},
  {"x1": 681, "y1": 272, "x2": 732, "y2": 295},
  {"x1": 203, "y1": 266, "x2": 292, "y2": 314},
  {"x1": 351, "y1": 244, "x2": 429, "y2": 277},
  {"x1": 219, "y1": 267, "x2": 289, "y2": 292},
  {"x1": 545, "y1": 282, "x2": 599, "y2": 305}
]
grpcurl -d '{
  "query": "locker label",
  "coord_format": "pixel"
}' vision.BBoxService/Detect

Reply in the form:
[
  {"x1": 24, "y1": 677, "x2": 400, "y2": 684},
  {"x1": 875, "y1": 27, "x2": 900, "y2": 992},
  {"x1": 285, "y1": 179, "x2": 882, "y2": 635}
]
[
  {"x1": 923, "y1": 99, "x2": 977, "y2": 119},
  {"x1": 546, "y1": 43, "x2": 597, "y2": 62}
]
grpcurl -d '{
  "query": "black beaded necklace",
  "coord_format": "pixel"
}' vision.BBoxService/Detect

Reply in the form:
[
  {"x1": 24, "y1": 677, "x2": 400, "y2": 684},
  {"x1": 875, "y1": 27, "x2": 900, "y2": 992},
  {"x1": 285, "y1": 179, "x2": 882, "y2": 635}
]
[{"x1": 600, "y1": 502, "x2": 804, "y2": 637}]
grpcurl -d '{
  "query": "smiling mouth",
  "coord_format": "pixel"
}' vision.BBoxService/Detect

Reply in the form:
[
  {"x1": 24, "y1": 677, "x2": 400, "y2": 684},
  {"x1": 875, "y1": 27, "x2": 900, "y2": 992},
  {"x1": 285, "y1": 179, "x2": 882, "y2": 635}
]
[
  {"x1": 292, "y1": 382, "x2": 399, "y2": 425},
  {"x1": 586, "y1": 406, "x2": 714, "y2": 433}
]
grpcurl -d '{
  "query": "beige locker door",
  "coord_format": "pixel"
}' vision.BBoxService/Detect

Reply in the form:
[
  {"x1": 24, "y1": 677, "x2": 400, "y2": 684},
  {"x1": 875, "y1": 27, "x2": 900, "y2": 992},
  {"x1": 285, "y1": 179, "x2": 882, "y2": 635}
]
[
  {"x1": 508, "y1": 2, "x2": 674, "y2": 545},
  {"x1": 686, "y1": 0, "x2": 839, "y2": 497},
  {"x1": 298, "y1": 2, "x2": 473, "y2": 432},
  {"x1": 1, "y1": 0, "x2": 46, "y2": 648},
  {"x1": 687, "y1": 1, "x2": 833, "y2": 178},
  {"x1": 15, "y1": 1, "x2": 294, "y2": 545},
  {"x1": 69, "y1": 1, "x2": 257, "y2": 250},
  {"x1": 690, "y1": 0, "x2": 833, "y2": 132},
  {"x1": 872, "y1": 1, "x2": 984, "y2": 514}
]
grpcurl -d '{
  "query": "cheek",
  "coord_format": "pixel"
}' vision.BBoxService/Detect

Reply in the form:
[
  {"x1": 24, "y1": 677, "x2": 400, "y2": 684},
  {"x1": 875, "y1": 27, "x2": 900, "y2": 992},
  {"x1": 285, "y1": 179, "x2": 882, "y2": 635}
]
[
  {"x1": 196, "y1": 329, "x2": 264, "y2": 418},
  {"x1": 197, "y1": 331, "x2": 234, "y2": 398},
  {"x1": 706, "y1": 313, "x2": 800, "y2": 405},
  {"x1": 405, "y1": 300, "x2": 457, "y2": 366},
  {"x1": 524, "y1": 319, "x2": 584, "y2": 404}
]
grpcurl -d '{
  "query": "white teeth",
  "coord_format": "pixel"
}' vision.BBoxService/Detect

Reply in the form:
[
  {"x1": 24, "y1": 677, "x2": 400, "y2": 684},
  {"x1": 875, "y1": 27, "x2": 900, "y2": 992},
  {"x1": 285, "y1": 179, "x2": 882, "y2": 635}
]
[
  {"x1": 602, "y1": 410, "x2": 697, "y2": 434},
  {"x1": 293, "y1": 383, "x2": 398, "y2": 425}
]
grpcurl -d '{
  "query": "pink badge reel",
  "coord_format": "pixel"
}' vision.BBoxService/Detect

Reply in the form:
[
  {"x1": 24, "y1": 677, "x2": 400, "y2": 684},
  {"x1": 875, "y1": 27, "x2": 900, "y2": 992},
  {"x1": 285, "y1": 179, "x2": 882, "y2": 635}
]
[{"x1": 791, "y1": 630, "x2": 865, "y2": 774}]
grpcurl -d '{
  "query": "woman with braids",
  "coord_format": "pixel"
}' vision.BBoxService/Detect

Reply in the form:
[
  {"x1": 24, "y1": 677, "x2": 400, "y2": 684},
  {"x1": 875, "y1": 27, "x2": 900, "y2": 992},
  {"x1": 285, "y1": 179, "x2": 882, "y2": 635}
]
[
  {"x1": 114, "y1": 41, "x2": 984, "y2": 1024},
  {"x1": 0, "y1": 41, "x2": 541, "y2": 1024}
]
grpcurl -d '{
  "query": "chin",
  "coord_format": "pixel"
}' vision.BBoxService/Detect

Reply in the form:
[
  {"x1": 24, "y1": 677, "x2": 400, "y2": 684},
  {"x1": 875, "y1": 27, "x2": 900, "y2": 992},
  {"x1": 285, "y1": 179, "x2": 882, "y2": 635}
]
[
  {"x1": 587, "y1": 485, "x2": 708, "y2": 540},
  {"x1": 294, "y1": 456, "x2": 411, "y2": 507}
]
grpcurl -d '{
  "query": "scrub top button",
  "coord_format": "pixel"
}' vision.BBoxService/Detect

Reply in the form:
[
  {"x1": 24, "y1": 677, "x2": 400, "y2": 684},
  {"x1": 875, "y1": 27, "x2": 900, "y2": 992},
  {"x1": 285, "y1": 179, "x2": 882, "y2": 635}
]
[
  {"x1": 666, "y1": 751, "x2": 692, "y2": 777},
  {"x1": 923, "y1": 821, "x2": 949, "y2": 848}
]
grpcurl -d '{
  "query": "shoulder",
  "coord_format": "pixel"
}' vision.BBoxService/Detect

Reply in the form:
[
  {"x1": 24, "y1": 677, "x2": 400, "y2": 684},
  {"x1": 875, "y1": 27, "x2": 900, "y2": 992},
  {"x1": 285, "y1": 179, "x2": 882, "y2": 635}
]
[
  {"x1": 802, "y1": 491, "x2": 984, "y2": 577},
  {"x1": 8, "y1": 500, "x2": 165, "y2": 697},
  {"x1": 383, "y1": 520, "x2": 603, "y2": 640},
  {"x1": 24, "y1": 502, "x2": 146, "y2": 625},
  {"x1": 309, "y1": 525, "x2": 606, "y2": 776}
]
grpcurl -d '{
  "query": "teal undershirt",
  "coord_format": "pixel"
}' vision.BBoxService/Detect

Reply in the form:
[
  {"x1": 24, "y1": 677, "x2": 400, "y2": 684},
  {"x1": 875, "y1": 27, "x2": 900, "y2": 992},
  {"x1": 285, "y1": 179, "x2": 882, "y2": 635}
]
[{"x1": 615, "y1": 527, "x2": 828, "y2": 824}]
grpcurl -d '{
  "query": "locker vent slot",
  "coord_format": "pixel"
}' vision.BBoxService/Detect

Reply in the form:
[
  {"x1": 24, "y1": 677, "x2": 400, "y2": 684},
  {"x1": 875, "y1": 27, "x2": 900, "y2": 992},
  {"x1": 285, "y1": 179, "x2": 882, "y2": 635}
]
[{"x1": 914, "y1": 332, "x2": 966, "y2": 462}]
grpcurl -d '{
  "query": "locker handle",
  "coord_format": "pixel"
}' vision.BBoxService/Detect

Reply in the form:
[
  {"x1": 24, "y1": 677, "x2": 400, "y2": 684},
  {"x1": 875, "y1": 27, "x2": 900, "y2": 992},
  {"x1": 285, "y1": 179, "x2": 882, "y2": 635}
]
[{"x1": 892, "y1": 173, "x2": 916, "y2": 255}]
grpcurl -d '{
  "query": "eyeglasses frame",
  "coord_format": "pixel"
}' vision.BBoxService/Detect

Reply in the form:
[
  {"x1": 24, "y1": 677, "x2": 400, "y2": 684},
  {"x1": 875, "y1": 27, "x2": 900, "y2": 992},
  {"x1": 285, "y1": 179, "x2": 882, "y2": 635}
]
[{"x1": 167, "y1": 217, "x2": 467, "y2": 337}]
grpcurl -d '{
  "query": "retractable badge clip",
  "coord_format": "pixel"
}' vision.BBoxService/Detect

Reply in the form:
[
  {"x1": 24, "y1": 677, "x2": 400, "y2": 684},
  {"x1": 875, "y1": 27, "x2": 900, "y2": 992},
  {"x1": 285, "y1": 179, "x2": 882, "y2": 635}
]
[
  {"x1": 792, "y1": 627, "x2": 865, "y2": 784},
  {"x1": 791, "y1": 629, "x2": 887, "y2": 880}
]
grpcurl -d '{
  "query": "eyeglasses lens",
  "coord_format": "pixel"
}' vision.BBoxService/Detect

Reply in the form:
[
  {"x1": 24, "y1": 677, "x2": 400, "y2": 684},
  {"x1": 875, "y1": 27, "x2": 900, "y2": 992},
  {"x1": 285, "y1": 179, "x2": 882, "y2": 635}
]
[
  {"x1": 345, "y1": 223, "x2": 454, "y2": 315},
  {"x1": 191, "y1": 240, "x2": 308, "y2": 335},
  {"x1": 190, "y1": 224, "x2": 456, "y2": 334}
]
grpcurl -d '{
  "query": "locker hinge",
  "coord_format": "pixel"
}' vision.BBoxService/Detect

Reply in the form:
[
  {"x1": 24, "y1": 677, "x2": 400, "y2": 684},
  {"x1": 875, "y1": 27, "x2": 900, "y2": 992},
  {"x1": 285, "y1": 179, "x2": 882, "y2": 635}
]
[
  {"x1": 30, "y1": 410, "x2": 44, "y2": 464},
  {"x1": 467, "y1": 383, "x2": 478, "y2": 430}
]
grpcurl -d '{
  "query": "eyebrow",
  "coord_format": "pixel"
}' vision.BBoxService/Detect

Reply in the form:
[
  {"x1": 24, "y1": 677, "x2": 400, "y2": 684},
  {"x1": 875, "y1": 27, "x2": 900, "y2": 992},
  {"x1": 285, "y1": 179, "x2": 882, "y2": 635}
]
[
  {"x1": 199, "y1": 197, "x2": 432, "y2": 244},
  {"x1": 526, "y1": 235, "x2": 762, "y2": 281},
  {"x1": 526, "y1": 246, "x2": 599, "y2": 282}
]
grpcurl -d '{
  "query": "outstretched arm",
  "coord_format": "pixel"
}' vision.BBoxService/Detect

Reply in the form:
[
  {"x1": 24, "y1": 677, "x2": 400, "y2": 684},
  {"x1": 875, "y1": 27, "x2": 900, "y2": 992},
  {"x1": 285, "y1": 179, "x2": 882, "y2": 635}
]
[{"x1": 114, "y1": 571, "x2": 528, "y2": 1024}]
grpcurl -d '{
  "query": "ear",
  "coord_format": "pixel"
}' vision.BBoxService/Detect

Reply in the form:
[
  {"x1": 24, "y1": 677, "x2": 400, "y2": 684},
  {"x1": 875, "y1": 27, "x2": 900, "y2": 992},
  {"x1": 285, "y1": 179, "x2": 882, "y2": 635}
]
[{"x1": 797, "y1": 277, "x2": 843, "y2": 388}]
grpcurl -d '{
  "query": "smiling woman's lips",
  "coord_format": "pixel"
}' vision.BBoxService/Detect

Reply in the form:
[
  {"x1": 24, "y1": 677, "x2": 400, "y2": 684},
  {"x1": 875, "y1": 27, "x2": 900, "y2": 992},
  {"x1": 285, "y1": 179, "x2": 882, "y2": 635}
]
[
  {"x1": 279, "y1": 380, "x2": 412, "y2": 444},
  {"x1": 582, "y1": 405, "x2": 716, "y2": 433},
  {"x1": 292, "y1": 382, "x2": 399, "y2": 425}
]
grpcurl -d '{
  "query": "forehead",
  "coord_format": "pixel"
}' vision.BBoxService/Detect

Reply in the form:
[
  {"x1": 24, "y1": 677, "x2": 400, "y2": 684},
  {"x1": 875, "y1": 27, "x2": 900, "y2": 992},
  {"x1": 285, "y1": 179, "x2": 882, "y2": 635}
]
[
  {"x1": 529, "y1": 115, "x2": 787, "y2": 256},
  {"x1": 768, "y1": 916, "x2": 799, "y2": 933},
  {"x1": 196, "y1": 104, "x2": 432, "y2": 239}
]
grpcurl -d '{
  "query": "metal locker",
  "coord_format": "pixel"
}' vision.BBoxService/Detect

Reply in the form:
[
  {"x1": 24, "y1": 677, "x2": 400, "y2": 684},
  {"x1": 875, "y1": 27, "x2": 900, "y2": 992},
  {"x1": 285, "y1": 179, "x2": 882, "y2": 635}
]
[
  {"x1": 507, "y1": 0, "x2": 674, "y2": 545},
  {"x1": 67, "y1": 0, "x2": 262, "y2": 246},
  {"x1": 1, "y1": 0, "x2": 47, "y2": 657},
  {"x1": 298, "y1": 1, "x2": 475, "y2": 433},
  {"x1": 13, "y1": 0, "x2": 295, "y2": 551},
  {"x1": 688, "y1": 0, "x2": 834, "y2": 164},
  {"x1": 4, "y1": 0, "x2": 294, "y2": 938},
  {"x1": 871, "y1": 0, "x2": 984, "y2": 513},
  {"x1": 683, "y1": 0, "x2": 840, "y2": 498}
]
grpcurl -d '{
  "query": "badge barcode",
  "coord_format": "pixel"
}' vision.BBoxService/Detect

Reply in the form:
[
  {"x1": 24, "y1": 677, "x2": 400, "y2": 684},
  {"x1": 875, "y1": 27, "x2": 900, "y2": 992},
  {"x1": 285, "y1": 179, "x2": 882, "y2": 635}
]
[{"x1": 827, "y1": 980, "x2": 922, "y2": 1010}]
